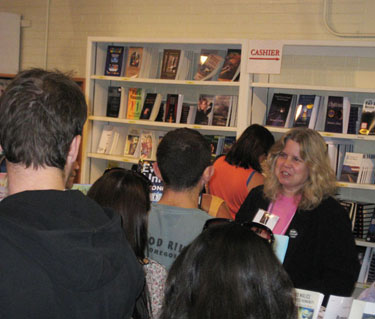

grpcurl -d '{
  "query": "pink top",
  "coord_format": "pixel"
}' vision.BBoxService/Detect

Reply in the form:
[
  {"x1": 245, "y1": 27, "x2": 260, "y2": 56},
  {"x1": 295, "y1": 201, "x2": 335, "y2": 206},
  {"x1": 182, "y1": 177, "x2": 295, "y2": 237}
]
[{"x1": 268, "y1": 195, "x2": 299, "y2": 235}]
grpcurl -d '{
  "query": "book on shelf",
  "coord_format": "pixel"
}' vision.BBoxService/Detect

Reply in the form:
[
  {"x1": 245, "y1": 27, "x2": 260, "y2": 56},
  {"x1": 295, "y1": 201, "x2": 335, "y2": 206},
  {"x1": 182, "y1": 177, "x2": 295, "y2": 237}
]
[
  {"x1": 348, "y1": 103, "x2": 363, "y2": 135},
  {"x1": 359, "y1": 98, "x2": 375, "y2": 135},
  {"x1": 139, "y1": 130, "x2": 156, "y2": 161},
  {"x1": 96, "y1": 125, "x2": 114, "y2": 154},
  {"x1": 295, "y1": 288, "x2": 324, "y2": 319},
  {"x1": 160, "y1": 49, "x2": 181, "y2": 80},
  {"x1": 195, "y1": 94, "x2": 215, "y2": 125},
  {"x1": 137, "y1": 47, "x2": 159, "y2": 79},
  {"x1": 324, "y1": 96, "x2": 350, "y2": 134},
  {"x1": 348, "y1": 299, "x2": 375, "y2": 318},
  {"x1": 292, "y1": 94, "x2": 322, "y2": 129},
  {"x1": 325, "y1": 140, "x2": 353, "y2": 178},
  {"x1": 106, "y1": 86, "x2": 122, "y2": 118},
  {"x1": 104, "y1": 45, "x2": 125, "y2": 76},
  {"x1": 118, "y1": 87, "x2": 128, "y2": 119},
  {"x1": 125, "y1": 47, "x2": 143, "y2": 78},
  {"x1": 138, "y1": 160, "x2": 164, "y2": 203},
  {"x1": 193, "y1": 49, "x2": 225, "y2": 81},
  {"x1": 175, "y1": 50, "x2": 194, "y2": 80},
  {"x1": 323, "y1": 295, "x2": 353, "y2": 319},
  {"x1": 212, "y1": 95, "x2": 235, "y2": 127},
  {"x1": 266, "y1": 93, "x2": 297, "y2": 128},
  {"x1": 367, "y1": 212, "x2": 375, "y2": 242},
  {"x1": 155, "y1": 102, "x2": 165, "y2": 122},
  {"x1": 164, "y1": 94, "x2": 184, "y2": 123},
  {"x1": 218, "y1": 49, "x2": 241, "y2": 82},
  {"x1": 139, "y1": 93, "x2": 163, "y2": 121},
  {"x1": 123, "y1": 128, "x2": 141, "y2": 157},
  {"x1": 179, "y1": 103, "x2": 197, "y2": 124},
  {"x1": 222, "y1": 136, "x2": 236, "y2": 155},
  {"x1": 126, "y1": 88, "x2": 145, "y2": 120},
  {"x1": 109, "y1": 126, "x2": 127, "y2": 156},
  {"x1": 339, "y1": 152, "x2": 363, "y2": 183},
  {"x1": 229, "y1": 96, "x2": 238, "y2": 127}
]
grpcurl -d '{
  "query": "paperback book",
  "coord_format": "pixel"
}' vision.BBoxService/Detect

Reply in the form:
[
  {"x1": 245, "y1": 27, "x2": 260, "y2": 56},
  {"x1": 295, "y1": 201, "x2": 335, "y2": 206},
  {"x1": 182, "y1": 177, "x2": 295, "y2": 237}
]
[
  {"x1": 125, "y1": 47, "x2": 143, "y2": 78},
  {"x1": 324, "y1": 96, "x2": 350, "y2": 133},
  {"x1": 138, "y1": 160, "x2": 164, "y2": 203},
  {"x1": 359, "y1": 98, "x2": 375, "y2": 135},
  {"x1": 139, "y1": 130, "x2": 156, "y2": 161},
  {"x1": 106, "y1": 86, "x2": 122, "y2": 117},
  {"x1": 164, "y1": 94, "x2": 183, "y2": 123},
  {"x1": 295, "y1": 288, "x2": 324, "y2": 319},
  {"x1": 140, "y1": 93, "x2": 162, "y2": 121},
  {"x1": 160, "y1": 49, "x2": 181, "y2": 80},
  {"x1": 126, "y1": 88, "x2": 144, "y2": 120},
  {"x1": 218, "y1": 49, "x2": 241, "y2": 82},
  {"x1": 212, "y1": 95, "x2": 234, "y2": 126},
  {"x1": 96, "y1": 125, "x2": 114, "y2": 154},
  {"x1": 266, "y1": 93, "x2": 297, "y2": 127},
  {"x1": 193, "y1": 49, "x2": 225, "y2": 81},
  {"x1": 123, "y1": 128, "x2": 141, "y2": 157},
  {"x1": 292, "y1": 94, "x2": 321, "y2": 129},
  {"x1": 195, "y1": 94, "x2": 215, "y2": 125},
  {"x1": 104, "y1": 45, "x2": 125, "y2": 76}
]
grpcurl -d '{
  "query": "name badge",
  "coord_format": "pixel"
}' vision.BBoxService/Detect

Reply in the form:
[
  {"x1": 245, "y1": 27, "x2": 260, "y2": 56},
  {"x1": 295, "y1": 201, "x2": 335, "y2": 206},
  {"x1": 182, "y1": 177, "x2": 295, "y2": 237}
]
[{"x1": 253, "y1": 209, "x2": 279, "y2": 231}]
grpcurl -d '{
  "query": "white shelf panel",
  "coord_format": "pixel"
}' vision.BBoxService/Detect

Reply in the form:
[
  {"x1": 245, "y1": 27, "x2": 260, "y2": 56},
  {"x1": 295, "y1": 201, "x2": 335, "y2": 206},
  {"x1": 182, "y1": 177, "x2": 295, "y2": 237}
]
[
  {"x1": 265, "y1": 126, "x2": 375, "y2": 141},
  {"x1": 89, "y1": 116, "x2": 238, "y2": 134},
  {"x1": 88, "y1": 152, "x2": 139, "y2": 164},
  {"x1": 91, "y1": 75, "x2": 240, "y2": 87},
  {"x1": 251, "y1": 82, "x2": 375, "y2": 94},
  {"x1": 355, "y1": 239, "x2": 375, "y2": 248}
]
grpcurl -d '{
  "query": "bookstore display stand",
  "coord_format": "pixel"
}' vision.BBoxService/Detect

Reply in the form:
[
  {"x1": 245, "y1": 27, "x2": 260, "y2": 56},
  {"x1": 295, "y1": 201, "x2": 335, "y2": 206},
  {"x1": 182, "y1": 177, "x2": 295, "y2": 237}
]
[
  {"x1": 248, "y1": 40, "x2": 375, "y2": 293},
  {"x1": 81, "y1": 37, "x2": 250, "y2": 184}
]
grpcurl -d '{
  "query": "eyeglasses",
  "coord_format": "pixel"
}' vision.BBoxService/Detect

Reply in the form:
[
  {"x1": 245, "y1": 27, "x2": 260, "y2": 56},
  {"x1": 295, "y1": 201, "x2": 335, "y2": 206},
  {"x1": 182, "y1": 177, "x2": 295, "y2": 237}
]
[
  {"x1": 202, "y1": 218, "x2": 275, "y2": 245},
  {"x1": 103, "y1": 167, "x2": 152, "y2": 188}
]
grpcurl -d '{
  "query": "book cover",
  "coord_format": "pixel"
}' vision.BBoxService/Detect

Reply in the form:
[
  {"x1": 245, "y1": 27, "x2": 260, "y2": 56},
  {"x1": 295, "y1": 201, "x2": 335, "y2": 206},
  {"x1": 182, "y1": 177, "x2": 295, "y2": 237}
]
[
  {"x1": 179, "y1": 103, "x2": 192, "y2": 124},
  {"x1": 339, "y1": 152, "x2": 363, "y2": 183},
  {"x1": 324, "y1": 295, "x2": 353, "y2": 319},
  {"x1": 106, "y1": 86, "x2": 122, "y2": 117},
  {"x1": 348, "y1": 299, "x2": 375, "y2": 318},
  {"x1": 164, "y1": 94, "x2": 183, "y2": 123},
  {"x1": 218, "y1": 49, "x2": 241, "y2": 82},
  {"x1": 104, "y1": 45, "x2": 125, "y2": 76},
  {"x1": 293, "y1": 94, "x2": 321, "y2": 129},
  {"x1": 125, "y1": 47, "x2": 143, "y2": 78},
  {"x1": 295, "y1": 288, "x2": 324, "y2": 319},
  {"x1": 140, "y1": 93, "x2": 162, "y2": 121},
  {"x1": 193, "y1": 49, "x2": 225, "y2": 81},
  {"x1": 138, "y1": 160, "x2": 164, "y2": 203},
  {"x1": 359, "y1": 98, "x2": 375, "y2": 135},
  {"x1": 155, "y1": 102, "x2": 165, "y2": 122},
  {"x1": 348, "y1": 103, "x2": 363, "y2": 135},
  {"x1": 324, "y1": 96, "x2": 350, "y2": 133},
  {"x1": 123, "y1": 128, "x2": 141, "y2": 157},
  {"x1": 96, "y1": 125, "x2": 114, "y2": 154},
  {"x1": 266, "y1": 93, "x2": 296, "y2": 127},
  {"x1": 126, "y1": 88, "x2": 144, "y2": 120},
  {"x1": 195, "y1": 94, "x2": 215, "y2": 125},
  {"x1": 160, "y1": 49, "x2": 181, "y2": 80},
  {"x1": 118, "y1": 87, "x2": 128, "y2": 119},
  {"x1": 222, "y1": 136, "x2": 236, "y2": 154},
  {"x1": 139, "y1": 130, "x2": 156, "y2": 161},
  {"x1": 212, "y1": 95, "x2": 233, "y2": 126}
]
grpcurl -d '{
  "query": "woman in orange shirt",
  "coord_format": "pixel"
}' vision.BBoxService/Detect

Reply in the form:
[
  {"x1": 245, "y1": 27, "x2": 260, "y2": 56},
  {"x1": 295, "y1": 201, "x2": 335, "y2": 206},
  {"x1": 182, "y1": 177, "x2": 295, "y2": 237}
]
[{"x1": 207, "y1": 124, "x2": 274, "y2": 219}]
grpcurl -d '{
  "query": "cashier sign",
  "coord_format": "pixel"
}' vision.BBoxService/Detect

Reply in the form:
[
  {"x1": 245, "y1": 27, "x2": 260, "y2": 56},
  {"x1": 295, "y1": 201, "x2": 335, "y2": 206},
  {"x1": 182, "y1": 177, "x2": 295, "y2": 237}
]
[{"x1": 247, "y1": 40, "x2": 283, "y2": 74}]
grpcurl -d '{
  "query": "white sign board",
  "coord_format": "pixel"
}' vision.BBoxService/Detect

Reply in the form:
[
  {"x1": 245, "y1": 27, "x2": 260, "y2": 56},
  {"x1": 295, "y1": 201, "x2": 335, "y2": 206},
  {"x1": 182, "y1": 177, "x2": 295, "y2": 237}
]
[
  {"x1": 0, "y1": 12, "x2": 21, "y2": 74},
  {"x1": 247, "y1": 40, "x2": 283, "y2": 74}
]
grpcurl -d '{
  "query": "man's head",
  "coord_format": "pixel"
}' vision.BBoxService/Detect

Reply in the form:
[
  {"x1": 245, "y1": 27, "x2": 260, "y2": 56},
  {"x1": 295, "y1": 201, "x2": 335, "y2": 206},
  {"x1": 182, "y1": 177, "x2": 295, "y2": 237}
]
[
  {"x1": 156, "y1": 128, "x2": 211, "y2": 191},
  {"x1": 0, "y1": 68, "x2": 87, "y2": 170}
]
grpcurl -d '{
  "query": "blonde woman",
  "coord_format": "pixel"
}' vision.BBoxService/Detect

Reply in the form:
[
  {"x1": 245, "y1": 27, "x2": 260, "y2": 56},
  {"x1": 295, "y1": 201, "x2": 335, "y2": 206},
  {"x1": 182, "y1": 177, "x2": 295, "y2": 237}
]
[{"x1": 236, "y1": 127, "x2": 359, "y2": 302}]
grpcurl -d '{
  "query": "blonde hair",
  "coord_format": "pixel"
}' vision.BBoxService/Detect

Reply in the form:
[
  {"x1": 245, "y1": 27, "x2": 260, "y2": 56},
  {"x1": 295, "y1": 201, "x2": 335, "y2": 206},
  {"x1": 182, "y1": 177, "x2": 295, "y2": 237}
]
[{"x1": 262, "y1": 128, "x2": 337, "y2": 210}]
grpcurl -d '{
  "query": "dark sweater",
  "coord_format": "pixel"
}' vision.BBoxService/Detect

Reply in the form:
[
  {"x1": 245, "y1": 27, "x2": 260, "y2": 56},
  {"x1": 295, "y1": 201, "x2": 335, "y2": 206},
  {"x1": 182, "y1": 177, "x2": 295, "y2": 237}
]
[
  {"x1": 0, "y1": 189, "x2": 144, "y2": 318},
  {"x1": 236, "y1": 186, "x2": 360, "y2": 299}
]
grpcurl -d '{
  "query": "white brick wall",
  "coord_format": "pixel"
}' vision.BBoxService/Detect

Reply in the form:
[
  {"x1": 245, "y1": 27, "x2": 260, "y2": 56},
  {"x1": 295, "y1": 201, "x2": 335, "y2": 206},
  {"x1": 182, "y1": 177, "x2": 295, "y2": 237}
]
[{"x1": 0, "y1": 0, "x2": 372, "y2": 76}]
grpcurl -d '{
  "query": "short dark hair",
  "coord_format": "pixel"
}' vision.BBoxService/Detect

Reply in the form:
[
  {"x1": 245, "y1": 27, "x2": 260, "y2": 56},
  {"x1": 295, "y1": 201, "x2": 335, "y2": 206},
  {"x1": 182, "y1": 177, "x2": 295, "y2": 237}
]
[
  {"x1": 161, "y1": 223, "x2": 296, "y2": 319},
  {"x1": 156, "y1": 128, "x2": 211, "y2": 190},
  {"x1": 0, "y1": 68, "x2": 87, "y2": 169},
  {"x1": 87, "y1": 168, "x2": 151, "y2": 259},
  {"x1": 225, "y1": 124, "x2": 274, "y2": 171}
]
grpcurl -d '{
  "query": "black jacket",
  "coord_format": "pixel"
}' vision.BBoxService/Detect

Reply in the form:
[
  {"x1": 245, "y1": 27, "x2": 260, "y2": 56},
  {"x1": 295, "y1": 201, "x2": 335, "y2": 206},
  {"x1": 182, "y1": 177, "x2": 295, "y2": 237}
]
[
  {"x1": 236, "y1": 186, "x2": 360, "y2": 299},
  {"x1": 0, "y1": 190, "x2": 144, "y2": 319}
]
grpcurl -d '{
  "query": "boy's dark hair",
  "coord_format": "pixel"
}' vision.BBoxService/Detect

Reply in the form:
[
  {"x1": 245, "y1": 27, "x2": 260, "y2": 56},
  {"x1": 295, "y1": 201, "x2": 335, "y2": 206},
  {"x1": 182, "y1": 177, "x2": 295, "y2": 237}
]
[
  {"x1": 225, "y1": 124, "x2": 274, "y2": 171},
  {"x1": 0, "y1": 68, "x2": 87, "y2": 170},
  {"x1": 156, "y1": 128, "x2": 211, "y2": 190}
]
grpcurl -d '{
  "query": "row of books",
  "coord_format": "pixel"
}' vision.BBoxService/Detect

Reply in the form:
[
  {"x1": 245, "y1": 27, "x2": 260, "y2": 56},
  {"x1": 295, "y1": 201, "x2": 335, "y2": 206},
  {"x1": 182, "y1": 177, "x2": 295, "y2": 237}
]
[
  {"x1": 106, "y1": 86, "x2": 238, "y2": 127},
  {"x1": 96, "y1": 125, "x2": 236, "y2": 162},
  {"x1": 339, "y1": 152, "x2": 375, "y2": 185},
  {"x1": 295, "y1": 287, "x2": 374, "y2": 319},
  {"x1": 266, "y1": 93, "x2": 375, "y2": 135},
  {"x1": 104, "y1": 45, "x2": 241, "y2": 82},
  {"x1": 326, "y1": 141, "x2": 354, "y2": 179},
  {"x1": 96, "y1": 126, "x2": 164, "y2": 161}
]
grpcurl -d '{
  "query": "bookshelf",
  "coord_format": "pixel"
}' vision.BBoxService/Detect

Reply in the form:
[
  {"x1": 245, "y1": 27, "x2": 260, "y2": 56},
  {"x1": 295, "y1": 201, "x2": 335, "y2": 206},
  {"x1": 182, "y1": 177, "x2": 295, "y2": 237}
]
[{"x1": 81, "y1": 37, "x2": 250, "y2": 184}]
